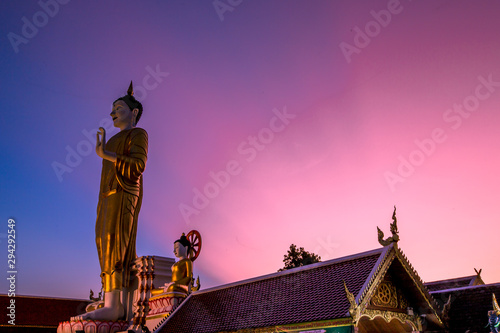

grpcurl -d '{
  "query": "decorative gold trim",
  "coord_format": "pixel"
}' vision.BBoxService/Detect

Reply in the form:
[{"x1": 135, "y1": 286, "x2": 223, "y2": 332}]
[
  {"x1": 145, "y1": 312, "x2": 170, "y2": 320},
  {"x1": 441, "y1": 294, "x2": 452, "y2": 325},
  {"x1": 358, "y1": 248, "x2": 395, "y2": 316},
  {"x1": 344, "y1": 280, "x2": 360, "y2": 324},
  {"x1": 191, "y1": 275, "x2": 201, "y2": 292},
  {"x1": 357, "y1": 245, "x2": 394, "y2": 304},
  {"x1": 398, "y1": 287, "x2": 409, "y2": 310},
  {"x1": 370, "y1": 280, "x2": 409, "y2": 310},
  {"x1": 371, "y1": 281, "x2": 397, "y2": 308},
  {"x1": 361, "y1": 308, "x2": 422, "y2": 331},
  {"x1": 149, "y1": 291, "x2": 187, "y2": 302},
  {"x1": 493, "y1": 293, "x2": 500, "y2": 314},
  {"x1": 251, "y1": 318, "x2": 353, "y2": 333},
  {"x1": 393, "y1": 246, "x2": 444, "y2": 326}
]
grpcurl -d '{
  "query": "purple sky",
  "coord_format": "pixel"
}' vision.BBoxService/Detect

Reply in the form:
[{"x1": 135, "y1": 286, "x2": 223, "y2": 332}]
[{"x1": 1, "y1": 0, "x2": 499, "y2": 299}]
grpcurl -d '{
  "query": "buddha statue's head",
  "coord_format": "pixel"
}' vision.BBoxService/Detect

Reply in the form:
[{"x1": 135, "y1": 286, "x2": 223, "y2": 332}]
[
  {"x1": 173, "y1": 233, "x2": 191, "y2": 259},
  {"x1": 112, "y1": 81, "x2": 143, "y2": 128}
]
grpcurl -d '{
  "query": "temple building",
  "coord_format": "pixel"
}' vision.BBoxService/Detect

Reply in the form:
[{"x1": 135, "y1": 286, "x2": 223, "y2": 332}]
[
  {"x1": 159, "y1": 243, "x2": 441, "y2": 332},
  {"x1": 151, "y1": 210, "x2": 499, "y2": 333},
  {"x1": 155, "y1": 243, "x2": 500, "y2": 333},
  {"x1": 427, "y1": 274, "x2": 500, "y2": 332}
]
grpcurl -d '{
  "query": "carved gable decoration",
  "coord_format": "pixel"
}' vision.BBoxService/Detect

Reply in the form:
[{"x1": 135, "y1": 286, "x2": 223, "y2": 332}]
[{"x1": 370, "y1": 280, "x2": 409, "y2": 310}]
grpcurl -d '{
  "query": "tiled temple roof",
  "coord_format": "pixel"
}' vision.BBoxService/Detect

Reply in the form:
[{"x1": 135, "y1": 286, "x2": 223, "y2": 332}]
[
  {"x1": 425, "y1": 274, "x2": 484, "y2": 292},
  {"x1": 159, "y1": 248, "x2": 387, "y2": 333},
  {"x1": 430, "y1": 283, "x2": 500, "y2": 332}
]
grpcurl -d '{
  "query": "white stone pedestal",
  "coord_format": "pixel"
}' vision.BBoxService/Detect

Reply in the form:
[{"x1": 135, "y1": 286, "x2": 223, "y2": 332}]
[
  {"x1": 58, "y1": 255, "x2": 175, "y2": 333},
  {"x1": 125, "y1": 255, "x2": 175, "y2": 331}
]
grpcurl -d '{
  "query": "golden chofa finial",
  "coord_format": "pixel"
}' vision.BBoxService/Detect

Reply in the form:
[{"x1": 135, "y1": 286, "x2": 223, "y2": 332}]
[
  {"x1": 377, "y1": 206, "x2": 399, "y2": 246},
  {"x1": 343, "y1": 281, "x2": 360, "y2": 324},
  {"x1": 493, "y1": 294, "x2": 500, "y2": 314}
]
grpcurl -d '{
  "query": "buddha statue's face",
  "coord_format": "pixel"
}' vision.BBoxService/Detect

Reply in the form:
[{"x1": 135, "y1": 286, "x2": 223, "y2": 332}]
[
  {"x1": 110, "y1": 100, "x2": 137, "y2": 131},
  {"x1": 173, "y1": 241, "x2": 188, "y2": 259}
]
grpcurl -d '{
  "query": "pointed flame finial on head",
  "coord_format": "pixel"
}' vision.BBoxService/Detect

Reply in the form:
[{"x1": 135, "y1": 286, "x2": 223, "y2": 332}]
[
  {"x1": 127, "y1": 80, "x2": 134, "y2": 96},
  {"x1": 175, "y1": 232, "x2": 191, "y2": 251}
]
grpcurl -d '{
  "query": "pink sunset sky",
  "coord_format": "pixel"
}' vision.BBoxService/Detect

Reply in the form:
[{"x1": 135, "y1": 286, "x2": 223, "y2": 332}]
[{"x1": 0, "y1": 0, "x2": 498, "y2": 299}]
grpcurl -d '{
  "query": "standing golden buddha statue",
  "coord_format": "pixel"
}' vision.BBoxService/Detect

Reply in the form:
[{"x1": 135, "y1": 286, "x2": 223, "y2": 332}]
[{"x1": 72, "y1": 81, "x2": 148, "y2": 322}]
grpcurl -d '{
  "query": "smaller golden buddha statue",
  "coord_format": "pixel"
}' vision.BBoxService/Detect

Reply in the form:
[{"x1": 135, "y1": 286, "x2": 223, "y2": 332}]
[
  {"x1": 147, "y1": 231, "x2": 201, "y2": 320},
  {"x1": 151, "y1": 233, "x2": 193, "y2": 296}
]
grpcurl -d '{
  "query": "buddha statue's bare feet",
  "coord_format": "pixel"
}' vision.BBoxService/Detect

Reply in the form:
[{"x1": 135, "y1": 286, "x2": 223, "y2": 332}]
[
  {"x1": 71, "y1": 304, "x2": 124, "y2": 321},
  {"x1": 70, "y1": 291, "x2": 124, "y2": 322}
]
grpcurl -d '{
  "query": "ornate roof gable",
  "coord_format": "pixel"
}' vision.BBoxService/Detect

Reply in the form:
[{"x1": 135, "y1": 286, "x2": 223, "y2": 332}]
[{"x1": 346, "y1": 243, "x2": 444, "y2": 331}]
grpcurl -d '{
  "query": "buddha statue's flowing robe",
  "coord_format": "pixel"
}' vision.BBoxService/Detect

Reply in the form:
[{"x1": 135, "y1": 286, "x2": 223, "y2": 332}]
[
  {"x1": 95, "y1": 128, "x2": 148, "y2": 292},
  {"x1": 167, "y1": 258, "x2": 193, "y2": 293}
]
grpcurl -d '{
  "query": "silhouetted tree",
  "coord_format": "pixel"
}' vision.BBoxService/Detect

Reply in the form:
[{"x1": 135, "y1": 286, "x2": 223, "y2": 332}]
[{"x1": 278, "y1": 244, "x2": 321, "y2": 271}]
